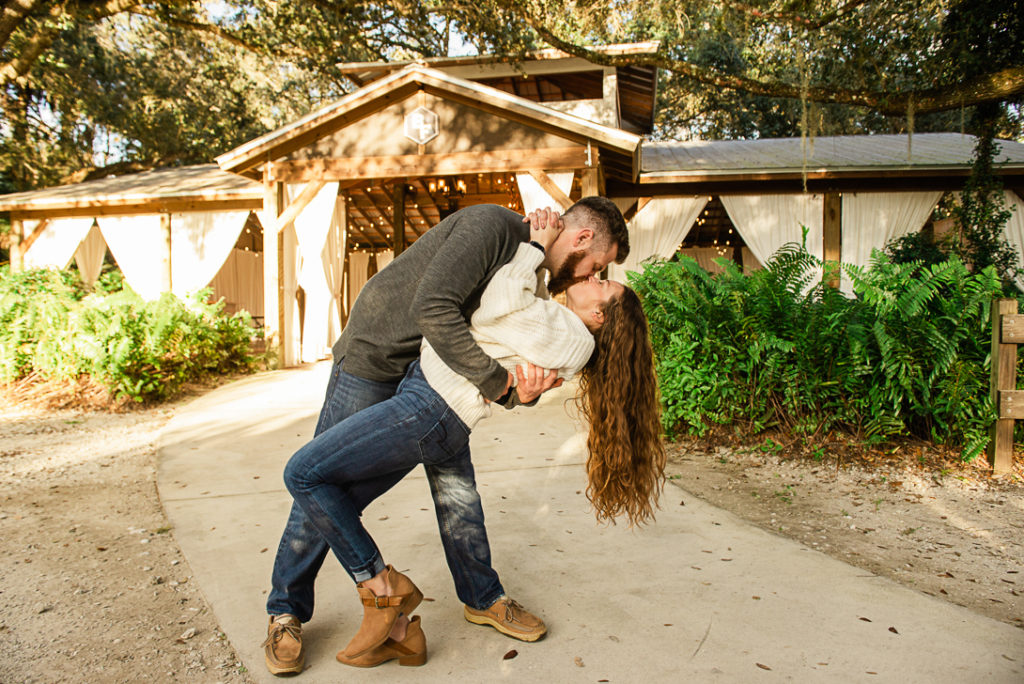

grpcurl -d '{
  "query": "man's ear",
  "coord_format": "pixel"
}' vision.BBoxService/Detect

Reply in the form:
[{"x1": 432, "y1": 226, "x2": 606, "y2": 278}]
[{"x1": 573, "y1": 228, "x2": 595, "y2": 250}]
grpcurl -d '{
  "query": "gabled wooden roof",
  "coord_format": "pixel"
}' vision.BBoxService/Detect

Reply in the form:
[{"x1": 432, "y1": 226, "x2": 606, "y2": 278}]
[
  {"x1": 215, "y1": 65, "x2": 642, "y2": 178},
  {"x1": 641, "y1": 133, "x2": 1024, "y2": 180},
  {"x1": 0, "y1": 164, "x2": 262, "y2": 218}
]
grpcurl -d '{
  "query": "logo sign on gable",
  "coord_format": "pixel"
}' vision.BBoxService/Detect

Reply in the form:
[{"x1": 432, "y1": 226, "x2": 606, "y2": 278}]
[{"x1": 404, "y1": 107, "x2": 439, "y2": 145}]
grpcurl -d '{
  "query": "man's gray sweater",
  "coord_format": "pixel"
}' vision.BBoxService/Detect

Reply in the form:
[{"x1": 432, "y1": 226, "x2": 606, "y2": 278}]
[{"x1": 331, "y1": 204, "x2": 530, "y2": 401}]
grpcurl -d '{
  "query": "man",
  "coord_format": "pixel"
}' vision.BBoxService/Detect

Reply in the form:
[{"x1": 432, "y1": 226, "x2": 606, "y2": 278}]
[{"x1": 263, "y1": 197, "x2": 630, "y2": 675}]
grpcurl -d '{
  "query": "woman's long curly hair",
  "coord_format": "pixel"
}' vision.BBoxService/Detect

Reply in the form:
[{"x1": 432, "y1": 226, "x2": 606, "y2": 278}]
[{"x1": 575, "y1": 286, "x2": 665, "y2": 526}]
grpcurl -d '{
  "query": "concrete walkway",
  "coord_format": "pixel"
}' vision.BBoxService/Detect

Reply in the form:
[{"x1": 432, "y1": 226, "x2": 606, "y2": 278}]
[{"x1": 157, "y1": 362, "x2": 1024, "y2": 683}]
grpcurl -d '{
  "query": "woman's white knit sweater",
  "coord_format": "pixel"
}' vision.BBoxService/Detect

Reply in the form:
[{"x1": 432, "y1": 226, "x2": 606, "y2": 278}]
[{"x1": 420, "y1": 243, "x2": 595, "y2": 430}]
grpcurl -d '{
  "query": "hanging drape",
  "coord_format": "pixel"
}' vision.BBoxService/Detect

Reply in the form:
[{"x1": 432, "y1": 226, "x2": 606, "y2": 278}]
[
  {"x1": 1001, "y1": 190, "x2": 1024, "y2": 292},
  {"x1": 348, "y1": 251, "x2": 371, "y2": 304},
  {"x1": 375, "y1": 249, "x2": 395, "y2": 271},
  {"x1": 840, "y1": 191, "x2": 942, "y2": 294},
  {"x1": 678, "y1": 247, "x2": 729, "y2": 274},
  {"x1": 721, "y1": 194, "x2": 824, "y2": 266},
  {"x1": 323, "y1": 196, "x2": 346, "y2": 346},
  {"x1": 742, "y1": 247, "x2": 763, "y2": 274},
  {"x1": 22, "y1": 217, "x2": 96, "y2": 270},
  {"x1": 287, "y1": 181, "x2": 340, "y2": 364},
  {"x1": 515, "y1": 172, "x2": 575, "y2": 213},
  {"x1": 168, "y1": 210, "x2": 249, "y2": 298},
  {"x1": 607, "y1": 196, "x2": 708, "y2": 283},
  {"x1": 209, "y1": 248, "x2": 264, "y2": 318},
  {"x1": 73, "y1": 222, "x2": 106, "y2": 285},
  {"x1": 96, "y1": 215, "x2": 167, "y2": 301}
]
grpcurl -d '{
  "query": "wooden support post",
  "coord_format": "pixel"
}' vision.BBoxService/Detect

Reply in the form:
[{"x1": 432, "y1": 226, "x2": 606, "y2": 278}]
[
  {"x1": 261, "y1": 168, "x2": 283, "y2": 368},
  {"x1": 988, "y1": 298, "x2": 1018, "y2": 475},
  {"x1": 160, "y1": 213, "x2": 172, "y2": 293},
  {"x1": 392, "y1": 183, "x2": 407, "y2": 257},
  {"x1": 9, "y1": 218, "x2": 23, "y2": 272},
  {"x1": 823, "y1": 192, "x2": 841, "y2": 288},
  {"x1": 527, "y1": 169, "x2": 574, "y2": 210},
  {"x1": 276, "y1": 183, "x2": 287, "y2": 366},
  {"x1": 581, "y1": 167, "x2": 600, "y2": 198}
]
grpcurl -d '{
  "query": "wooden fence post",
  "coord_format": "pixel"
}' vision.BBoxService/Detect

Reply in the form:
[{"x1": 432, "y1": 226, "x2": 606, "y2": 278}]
[{"x1": 988, "y1": 298, "x2": 1020, "y2": 474}]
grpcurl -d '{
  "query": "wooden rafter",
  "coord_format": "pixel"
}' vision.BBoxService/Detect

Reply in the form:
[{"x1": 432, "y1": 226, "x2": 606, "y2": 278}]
[
  {"x1": 272, "y1": 180, "x2": 326, "y2": 234},
  {"x1": 19, "y1": 218, "x2": 50, "y2": 253},
  {"x1": 346, "y1": 200, "x2": 391, "y2": 245},
  {"x1": 527, "y1": 169, "x2": 574, "y2": 210}
]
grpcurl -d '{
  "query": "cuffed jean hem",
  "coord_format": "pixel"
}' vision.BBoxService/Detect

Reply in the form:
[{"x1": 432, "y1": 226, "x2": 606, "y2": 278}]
[
  {"x1": 467, "y1": 588, "x2": 507, "y2": 612},
  {"x1": 352, "y1": 556, "x2": 388, "y2": 584}
]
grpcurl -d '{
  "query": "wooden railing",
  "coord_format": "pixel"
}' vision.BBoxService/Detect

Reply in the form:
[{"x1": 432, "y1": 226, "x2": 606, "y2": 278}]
[{"x1": 988, "y1": 298, "x2": 1021, "y2": 475}]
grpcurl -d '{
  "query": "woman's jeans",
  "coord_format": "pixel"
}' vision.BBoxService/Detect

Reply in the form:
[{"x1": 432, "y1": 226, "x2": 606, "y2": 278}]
[{"x1": 266, "y1": 360, "x2": 505, "y2": 622}]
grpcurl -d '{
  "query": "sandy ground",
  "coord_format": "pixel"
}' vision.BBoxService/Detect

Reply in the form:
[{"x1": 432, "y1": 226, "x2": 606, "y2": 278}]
[
  {"x1": 667, "y1": 441, "x2": 1024, "y2": 630},
  {"x1": 0, "y1": 400, "x2": 255, "y2": 684},
  {"x1": 1, "y1": 397, "x2": 1022, "y2": 682}
]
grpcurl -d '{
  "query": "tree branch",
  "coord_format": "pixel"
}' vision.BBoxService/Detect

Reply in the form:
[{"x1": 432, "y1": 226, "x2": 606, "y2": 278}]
[
  {"x1": 0, "y1": 0, "x2": 47, "y2": 51},
  {"x1": 720, "y1": 0, "x2": 871, "y2": 31},
  {"x1": 129, "y1": 7, "x2": 266, "y2": 53},
  {"x1": 0, "y1": 0, "x2": 64, "y2": 86},
  {"x1": 506, "y1": 5, "x2": 1024, "y2": 116}
]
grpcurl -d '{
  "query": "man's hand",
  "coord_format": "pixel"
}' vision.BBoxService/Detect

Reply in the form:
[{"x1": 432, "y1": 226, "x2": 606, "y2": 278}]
[
  {"x1": 523, "y1": 207, "x2": 563, "y2": 250},
  {"x1": 515, "y1": 362, "x2": 563, "y2": 404}
]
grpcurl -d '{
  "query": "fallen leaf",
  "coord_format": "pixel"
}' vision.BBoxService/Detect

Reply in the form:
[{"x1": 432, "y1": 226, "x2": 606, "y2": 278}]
[
  {"x1": 574, "y1": 656, "x2": 584, "y2": 667},
  {"x1": 752, "y1": 596, "x2": 761, "y2": 600},
  {"x1": 858, "y1": 617, "x2": 872, "y2": 622},
  {"x1": 888, "y1": 627, "x2": 899, "y2": 634},
  {"x1": 756, "y1": 663, "x2": 772, "y2": 670},
  {"x1": 503, "y1": 649, "x2": 518, "y2": 660},
  {"x1": 96, "y1": 546, "x2": 107, "y2": 552},
  {"x1": 260, "y1": 547, "x2": 268, "y2": 553}
]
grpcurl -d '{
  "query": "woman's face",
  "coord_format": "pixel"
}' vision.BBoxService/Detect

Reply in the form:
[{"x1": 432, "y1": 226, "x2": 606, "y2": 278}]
[{"x1": 565, "y1": 276, "x2": 625, "y2": 331}]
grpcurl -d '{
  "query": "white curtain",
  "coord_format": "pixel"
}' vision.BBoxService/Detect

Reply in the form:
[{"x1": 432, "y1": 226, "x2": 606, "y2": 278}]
[
  {"x1": 73, "y1": 222, "x2": 107, "y2": 285},
  {"x1": 1001, "y1": 190, "x2": 1024, "y2": 292},
  {"x1": 287, "y1": 181, "x2": 340, "y2": 363},
  {"x1": 169, "y1": 210, "x2": 249, "y2": 299},
  {"x1": 323, "y1": 196, "x2": 346, "y2": 346},
  {"x1": 209, "y1": 248, "x2": 264, "y2": 318},
  {"x1": 679, "y1": 247, "x2": 730, "y2": 274},
  {"x1": 721, "y1": 194, "x2": 824, "y2": 266},
  {"x1": 375, "y1": 249, "x2": 395, "y2": 271},
  {"x1": 840, "y1": 191, "x2": 942, "y2": 294},
  {"x1": 607, "y1": 196, "x2": 708, "y2": 283},
  {"x1": 348, "y1": 251, "x2": 371, "y2": 304},
  {"x1": 516, "y1": 172, "x2": 575, "y2": 213},
  {"x1": 22, "y1": 217, "x2": 96, "y2": 270},
  {"x1": 97, "y1": 215, "x2": 167, "y2": 301}
]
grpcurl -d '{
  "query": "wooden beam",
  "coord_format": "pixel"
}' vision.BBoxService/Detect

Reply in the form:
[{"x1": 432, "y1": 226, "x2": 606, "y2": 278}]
[
  {"x1": 999, "y1": 390, "x2": 1024, "y2": 420},
  {"x1": 19, "y1": 218, "x2": 50, "y2": 254},
  {"x1": 9, "y1": 218, "x2": 23, "y2": 272},
  {"x1": 392, "y1": 183, "x2": 407, "y2": 257},
  {"x1": 581, "y1": 167, "x2": 600, "y2": 197},
  {"x1": 261, "y1": 168, "x2": 283, "y2": 367},
  {"x1": 346, "y1": 201, "x2": 391, "y2": 246},
  {"x1": 988, "y1": 298, "x2": 1018, "y2": 474},
  {"x1": 356, "y1": 189, "x2": 397, "y2": 234},
  {"x1": 527, "y1": 169, "x2": 574, "y2": 210},
  {"x1": 1003, "y1": 314, "x2": 1024, "y2": 344},
  {"x1": 823, "y1": 192, "x2": 842, "y2": 288},
  {"x1": 3, "y1": 196, "x2": 262, "y2": 219},
  {"x1": 161, "y1": 213, "x2": 172, "y2": 293},
  {"x1": 269, "y1": 147, "x2": 588, "y2": 183},
  {"x1": 272, "y1": 180, "x2": 326, "y2": 235}
]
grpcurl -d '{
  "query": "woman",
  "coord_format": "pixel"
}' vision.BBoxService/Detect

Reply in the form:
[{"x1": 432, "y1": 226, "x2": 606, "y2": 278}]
[{"x1": 281, "y1": 218, "x2": 665, "y2": 668}]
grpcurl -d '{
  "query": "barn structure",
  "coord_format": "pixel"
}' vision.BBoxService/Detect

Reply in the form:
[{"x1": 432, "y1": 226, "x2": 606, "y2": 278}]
[{"x1": 3, "y1": 42, "x2": 1024, "y2": 366}]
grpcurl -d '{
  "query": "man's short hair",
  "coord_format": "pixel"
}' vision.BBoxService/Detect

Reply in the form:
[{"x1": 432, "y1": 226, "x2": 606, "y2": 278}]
[{"x1": 564, "y1": 196, "x2": 630, "y2": 264}]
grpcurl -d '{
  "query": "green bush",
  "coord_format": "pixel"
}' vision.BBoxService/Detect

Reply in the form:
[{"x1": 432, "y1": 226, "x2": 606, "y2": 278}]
[
  {"x1": 0, "y1": 265, "x2": 255, "y2": 402},
  {"x1": 631, "y1": 245, "x2": 1004, "y2": 460}
]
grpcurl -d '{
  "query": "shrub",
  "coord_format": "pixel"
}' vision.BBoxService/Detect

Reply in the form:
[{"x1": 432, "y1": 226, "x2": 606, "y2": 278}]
[
  {"x1": 631, "y1": 245, "x2": 1004, "y2": 460},
  {"x1": 0, "y1": 265, "x2": 255, "y2": 403}
]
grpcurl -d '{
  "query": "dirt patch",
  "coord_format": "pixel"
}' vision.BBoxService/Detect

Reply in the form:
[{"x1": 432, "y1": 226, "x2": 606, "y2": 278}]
[
  {"x1": 666, "y1": 440, "x2": 1024, "y2": 629},
  {"x1": 0, "y1": 401, "x2": 255, "y2": 684}
]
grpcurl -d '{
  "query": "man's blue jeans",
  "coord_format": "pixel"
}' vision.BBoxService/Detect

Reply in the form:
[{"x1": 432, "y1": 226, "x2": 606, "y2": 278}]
[{"x1": 266, "y1": 360, "x2": 505, "y2": 622}]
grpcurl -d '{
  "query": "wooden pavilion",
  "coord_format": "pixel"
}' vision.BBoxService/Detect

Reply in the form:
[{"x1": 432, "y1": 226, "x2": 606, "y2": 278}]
[{"x1": 4, "y1": 42, "x2": 1024, "y2": 367}]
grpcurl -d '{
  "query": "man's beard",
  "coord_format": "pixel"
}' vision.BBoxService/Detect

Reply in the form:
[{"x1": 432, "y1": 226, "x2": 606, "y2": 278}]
[{"x1": 547, "y1": 250, "x2": 587, "y2": 295}]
